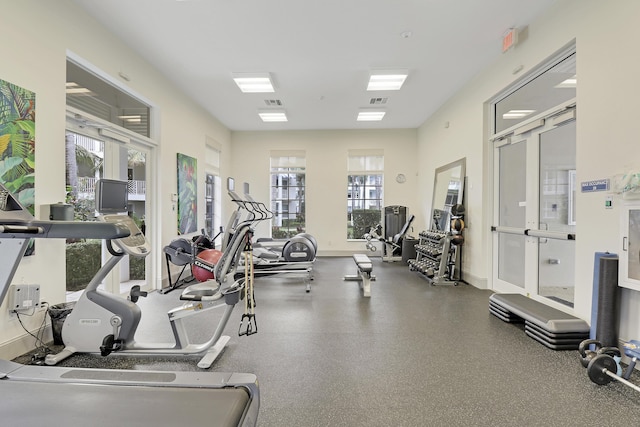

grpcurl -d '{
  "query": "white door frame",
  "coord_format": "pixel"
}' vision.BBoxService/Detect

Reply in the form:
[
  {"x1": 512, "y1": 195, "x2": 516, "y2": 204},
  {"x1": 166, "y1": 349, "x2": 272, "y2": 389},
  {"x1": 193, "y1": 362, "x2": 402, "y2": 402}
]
[
  {"x1": 66, "y1": 108, "x2": 158, "y2": 295},
  {"x1": 489, "y1": 100, "x2": 576, "y2": 310}
]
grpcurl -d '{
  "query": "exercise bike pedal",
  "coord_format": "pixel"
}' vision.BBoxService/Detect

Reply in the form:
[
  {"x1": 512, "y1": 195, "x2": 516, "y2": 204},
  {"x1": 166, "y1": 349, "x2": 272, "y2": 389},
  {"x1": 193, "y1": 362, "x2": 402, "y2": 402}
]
[{"x1": 100, "y1": 334, "x2": 123, "y2": 356}]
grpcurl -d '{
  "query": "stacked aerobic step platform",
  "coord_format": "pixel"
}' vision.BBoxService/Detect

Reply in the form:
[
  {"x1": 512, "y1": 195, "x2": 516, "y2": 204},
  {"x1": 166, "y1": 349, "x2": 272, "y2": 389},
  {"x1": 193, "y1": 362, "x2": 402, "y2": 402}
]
[{"x1": 490, "y1": 293, "x2": 590, "y2": 350}]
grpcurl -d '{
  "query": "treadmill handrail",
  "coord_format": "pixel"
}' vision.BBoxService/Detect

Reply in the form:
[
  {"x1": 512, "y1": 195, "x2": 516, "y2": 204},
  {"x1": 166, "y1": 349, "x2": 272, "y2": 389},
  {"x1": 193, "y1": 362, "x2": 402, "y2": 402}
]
[{"x1": 0, "y1": 219, "x2": 130, "y2": 240}]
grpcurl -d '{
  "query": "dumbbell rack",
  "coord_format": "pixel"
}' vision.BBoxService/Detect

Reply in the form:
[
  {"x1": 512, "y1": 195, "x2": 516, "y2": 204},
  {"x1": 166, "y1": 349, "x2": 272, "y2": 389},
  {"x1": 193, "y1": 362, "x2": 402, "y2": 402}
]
[{"x1": 408, "y1": 230, "x2": 460, "y2": 285}]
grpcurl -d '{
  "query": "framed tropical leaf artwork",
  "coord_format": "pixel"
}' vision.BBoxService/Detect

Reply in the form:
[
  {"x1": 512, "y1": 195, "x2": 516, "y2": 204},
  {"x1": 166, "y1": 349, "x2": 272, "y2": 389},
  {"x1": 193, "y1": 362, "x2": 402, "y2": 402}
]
[
  {"x1": 177, "y1": 153, "x2": 197, "y2": 234},
  {"x1": 0, "y1": 78, "x2": 36, "y2": 255}
]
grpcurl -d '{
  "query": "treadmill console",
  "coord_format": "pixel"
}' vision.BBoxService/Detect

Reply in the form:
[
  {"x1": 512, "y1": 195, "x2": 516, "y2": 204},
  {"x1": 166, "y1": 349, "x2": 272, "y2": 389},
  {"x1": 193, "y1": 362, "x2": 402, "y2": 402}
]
[{"x1": 99, "y1": 214, "x2": 151, "y2": 257}]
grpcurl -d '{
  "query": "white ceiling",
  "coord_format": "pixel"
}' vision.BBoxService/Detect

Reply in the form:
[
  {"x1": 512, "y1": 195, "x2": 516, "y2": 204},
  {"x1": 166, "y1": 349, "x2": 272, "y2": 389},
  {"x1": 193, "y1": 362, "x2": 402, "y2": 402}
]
[{"x1": 71, "y1": 0, "x2": 559, "y2": 132}]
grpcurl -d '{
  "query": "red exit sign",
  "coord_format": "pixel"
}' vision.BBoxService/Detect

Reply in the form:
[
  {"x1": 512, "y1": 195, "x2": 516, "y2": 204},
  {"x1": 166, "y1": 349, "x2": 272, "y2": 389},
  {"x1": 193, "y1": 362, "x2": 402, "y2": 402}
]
[{"x1": 502, "y1": 28, "x2": 518, "y2": 52}]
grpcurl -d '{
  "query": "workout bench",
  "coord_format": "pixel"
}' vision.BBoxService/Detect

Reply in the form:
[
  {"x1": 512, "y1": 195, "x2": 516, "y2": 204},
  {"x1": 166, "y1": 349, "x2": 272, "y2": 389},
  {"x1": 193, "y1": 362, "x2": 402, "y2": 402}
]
[
  {"x1": 489, "y1": 293, "x2": 589, "y2": 350},
  {"x1": 344, "y1": 253, "x2": 376, "y2": 297}
]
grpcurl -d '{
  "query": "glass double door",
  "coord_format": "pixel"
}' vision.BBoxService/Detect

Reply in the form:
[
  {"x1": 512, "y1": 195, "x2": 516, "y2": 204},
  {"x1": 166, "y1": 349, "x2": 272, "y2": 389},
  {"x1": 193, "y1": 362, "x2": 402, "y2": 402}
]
[
  {"x1": 65, "y1": 127, "x2": 151, "y2": 299},
  {"x1": 492, "y1": 114, "x2": 576, "y2": 307}
]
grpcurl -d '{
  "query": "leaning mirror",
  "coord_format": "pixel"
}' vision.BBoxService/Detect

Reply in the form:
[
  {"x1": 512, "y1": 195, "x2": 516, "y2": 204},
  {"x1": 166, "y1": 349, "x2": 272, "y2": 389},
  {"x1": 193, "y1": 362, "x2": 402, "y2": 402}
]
[{"x1": 431, "y1": 158, "x2": 466, "y2": 231}]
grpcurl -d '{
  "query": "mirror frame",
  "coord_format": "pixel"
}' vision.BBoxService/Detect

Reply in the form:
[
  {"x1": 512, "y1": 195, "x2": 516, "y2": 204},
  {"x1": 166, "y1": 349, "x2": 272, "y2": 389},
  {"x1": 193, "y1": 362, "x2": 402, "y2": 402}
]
[{"x1": 431, "y1": 157, "x2": 466, "y2": 231}]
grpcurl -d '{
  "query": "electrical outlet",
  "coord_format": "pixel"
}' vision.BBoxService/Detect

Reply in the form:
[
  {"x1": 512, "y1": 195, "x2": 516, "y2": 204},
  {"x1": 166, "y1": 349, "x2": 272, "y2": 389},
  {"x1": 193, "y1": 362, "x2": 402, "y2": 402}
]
[{"x1": 8, "y1": 284, "x2": 41, "y2": 313}]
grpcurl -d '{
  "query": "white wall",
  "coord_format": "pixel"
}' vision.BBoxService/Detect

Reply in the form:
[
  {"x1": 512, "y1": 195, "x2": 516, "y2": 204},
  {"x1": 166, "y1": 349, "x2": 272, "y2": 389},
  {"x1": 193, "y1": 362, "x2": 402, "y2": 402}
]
[
  {"x1": 417, "y1": 0, "x2": 640, "y2": 339},
  {"x1": 0, "y1": 0, "x2": 234, "y2": 358},
  {"x1": 230, "y1": 129, "x2": 419, "y2": 255}
]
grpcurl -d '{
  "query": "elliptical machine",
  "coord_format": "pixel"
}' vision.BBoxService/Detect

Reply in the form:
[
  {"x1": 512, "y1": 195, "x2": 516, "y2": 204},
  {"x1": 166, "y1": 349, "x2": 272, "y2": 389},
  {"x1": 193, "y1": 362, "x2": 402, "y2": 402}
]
[
  {"x1": 244, "y1": 191, "x2": 316, "y2": 263},
  {"x1": 211, "y1": 180, "x2": 316, "y2": 292},
  {"x1": 45, "y1": 179, "x2": 258, "y2": 368}
]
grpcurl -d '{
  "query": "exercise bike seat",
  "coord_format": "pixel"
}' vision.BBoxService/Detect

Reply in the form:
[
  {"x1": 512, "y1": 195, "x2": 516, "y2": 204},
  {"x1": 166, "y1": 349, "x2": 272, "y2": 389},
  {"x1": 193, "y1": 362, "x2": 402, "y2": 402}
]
[{"x1": 180, "y1": 280, "x2": 223, "y2": 302}]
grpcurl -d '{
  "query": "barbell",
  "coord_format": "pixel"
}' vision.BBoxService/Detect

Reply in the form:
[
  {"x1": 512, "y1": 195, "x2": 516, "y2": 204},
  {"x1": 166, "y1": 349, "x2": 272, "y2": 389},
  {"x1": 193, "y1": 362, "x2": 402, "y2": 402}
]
[{"x1": 587, "y1": 353, "x2": 640, "y2": 392}]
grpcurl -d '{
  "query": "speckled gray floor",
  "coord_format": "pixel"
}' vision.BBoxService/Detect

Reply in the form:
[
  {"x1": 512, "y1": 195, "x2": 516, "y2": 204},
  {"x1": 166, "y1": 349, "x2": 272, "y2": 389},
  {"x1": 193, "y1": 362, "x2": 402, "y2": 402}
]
[{"x1": 15, "y1": 257, "x2": 640, "y2": 426}]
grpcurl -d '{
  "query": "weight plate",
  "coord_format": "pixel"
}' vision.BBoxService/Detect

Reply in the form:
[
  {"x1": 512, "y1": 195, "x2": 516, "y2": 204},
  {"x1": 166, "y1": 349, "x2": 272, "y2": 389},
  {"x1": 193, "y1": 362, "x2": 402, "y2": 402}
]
[{"x1": 587, "y1": 354, "x2": 617, "y2": 385}]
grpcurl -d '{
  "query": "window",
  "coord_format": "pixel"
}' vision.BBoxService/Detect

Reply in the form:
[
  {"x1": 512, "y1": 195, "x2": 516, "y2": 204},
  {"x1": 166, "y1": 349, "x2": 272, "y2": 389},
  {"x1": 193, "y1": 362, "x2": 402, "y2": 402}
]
[
  {"x1": 65, "y1": 54, "x2": 156, "y2": 301},
  {"x1": 204, "y1": 141, "x2": 222, "y2": 244},
  {"x1": 494, "y1": 51, "x2": 575, "y2": 134},
  {"x1": 270, "y1": 152, "x2": 306, "y2": 239},
  {"x1": 66, "y1": 59, "x2": 150, "y2": 138},
  {"x1": 347, "y1": 151, "x2": 383, "y2": 239}
]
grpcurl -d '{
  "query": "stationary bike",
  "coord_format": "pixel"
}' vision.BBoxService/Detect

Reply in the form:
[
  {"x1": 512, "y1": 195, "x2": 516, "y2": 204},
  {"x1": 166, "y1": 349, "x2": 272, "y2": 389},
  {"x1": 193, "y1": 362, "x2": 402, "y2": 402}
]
[{"x1": 45, "y1": 180, "x2": 252, "y2": 368}]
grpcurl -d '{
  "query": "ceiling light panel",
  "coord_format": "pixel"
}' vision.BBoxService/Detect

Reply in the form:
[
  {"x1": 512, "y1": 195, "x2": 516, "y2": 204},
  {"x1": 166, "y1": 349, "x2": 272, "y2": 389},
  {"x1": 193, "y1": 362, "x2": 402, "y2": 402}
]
[
  {"x1": 357, "y1": 111, "x2": 386, "y2": 121},
  {"x1": 555, "y1": 75, "x2": 577, "y2": 88},
  {"x1": 367, "y1": 70, "x2": 408, "y2": 91},
  {"x1": 118, "y1": 115, "x2": 142, "y2": 123},
  {"x1": 66, "y1": 81, "x2": 95, "y2": 96},
  {"x1": 233, "y1": 73, "x2": 275, "y2": 93},
  {"x1": 502, "y1": 109, "x2": 536, "y2": 119},
  {"x1": 259, "y1": 110, "x2": 287, "y2": 122}
]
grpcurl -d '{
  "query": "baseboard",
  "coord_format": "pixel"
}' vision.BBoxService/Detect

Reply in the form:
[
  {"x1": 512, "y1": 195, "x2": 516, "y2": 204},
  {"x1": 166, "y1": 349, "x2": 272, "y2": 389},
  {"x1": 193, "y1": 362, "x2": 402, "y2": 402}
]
[
  {"x1": 317, "y1": 250, "x2": 374, "y2": 257},
  {"x1": 459, "y1": 271, "x2": 487, "y2": 289},
  {"x1": 0, "y1": 324, "x2": 52, "y2": 361}
]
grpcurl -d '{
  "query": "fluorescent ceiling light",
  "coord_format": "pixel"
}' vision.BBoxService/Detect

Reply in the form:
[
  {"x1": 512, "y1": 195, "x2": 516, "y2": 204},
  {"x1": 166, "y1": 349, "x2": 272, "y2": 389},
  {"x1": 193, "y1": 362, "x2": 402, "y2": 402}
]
[
  {"x1": 502, "y1": 109, "x2": 535, "y2": 119},
  {"x1": 357, "y1": 111, "x2": 386, "y2": 121},
  {"x1": 66, "y1": 81, "x2": 95, "y2": 96},
  {"x1": 367, "y1": 71, "x2": 408, "y2": 91},
  {"x1": 118, "y1": 115, "x2": 142, "y2": 123},
  {"x1": 233, "y1": 73, "x2": 275, "y2": 93},
  {"x1": 66, "y1": 88, "x2": 93, "y2": 94},
  {"x1": 258, "y1": 110, "x2": 287, "y2": 122},
  {"x1": 555, "y1": 75, "x2": 577, "y2": 88}
]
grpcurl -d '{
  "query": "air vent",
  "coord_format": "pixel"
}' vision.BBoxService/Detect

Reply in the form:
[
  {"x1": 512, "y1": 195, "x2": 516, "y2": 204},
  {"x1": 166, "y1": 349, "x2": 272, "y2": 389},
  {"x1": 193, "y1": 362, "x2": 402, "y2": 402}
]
[
  {"x1": 369, "y1": 97, "x2": 388, "y2": 105},
  {"x1": 264, "y1": 99, "x2": 283, "y2": 106}
]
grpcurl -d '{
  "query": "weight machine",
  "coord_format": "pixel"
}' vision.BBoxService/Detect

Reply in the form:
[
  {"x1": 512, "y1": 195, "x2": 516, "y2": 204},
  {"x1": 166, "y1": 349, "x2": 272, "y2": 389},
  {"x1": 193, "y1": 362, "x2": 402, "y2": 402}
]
[{"x1": 364, "y1": 214, "x2": 415, "y2": 262}]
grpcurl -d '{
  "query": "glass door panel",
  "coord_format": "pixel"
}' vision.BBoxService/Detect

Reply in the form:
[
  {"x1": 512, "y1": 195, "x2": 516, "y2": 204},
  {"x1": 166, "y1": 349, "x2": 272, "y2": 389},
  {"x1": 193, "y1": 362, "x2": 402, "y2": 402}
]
[
  {"x1": 538, "y1": 239, "x2": 575, "y2": 305},
  {"x1": 499, "y1": 140, "x2": 527, "y2": 228},
  {"x1": 496, "y1": 140, "x2": 527, "y2": 289},
  {"x1": 498, "y1": 234, "x2": 526, "y2": 287},
  {"x1": 537, "y1": 121, "x2": 576, "y2": 306},
  {"x1": 65, "y1": 131, "x2": 104, "y2": 300}
]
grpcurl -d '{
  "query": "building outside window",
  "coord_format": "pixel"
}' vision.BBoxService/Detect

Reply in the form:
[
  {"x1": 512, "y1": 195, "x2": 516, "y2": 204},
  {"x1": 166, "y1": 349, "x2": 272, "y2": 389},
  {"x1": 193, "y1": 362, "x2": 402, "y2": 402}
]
[
  {"x1": 347, "y1": 151, "x2": 383, "y2": 239},
  {"x1": 270, "y1": 152, "x2": 306, "y2": 238}
]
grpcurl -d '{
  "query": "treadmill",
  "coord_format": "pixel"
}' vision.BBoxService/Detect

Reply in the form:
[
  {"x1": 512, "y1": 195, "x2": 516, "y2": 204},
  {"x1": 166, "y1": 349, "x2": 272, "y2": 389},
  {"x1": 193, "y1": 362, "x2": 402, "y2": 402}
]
[{"x1": 0, "y1": 182, "x2": 259, "y2": 426}]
